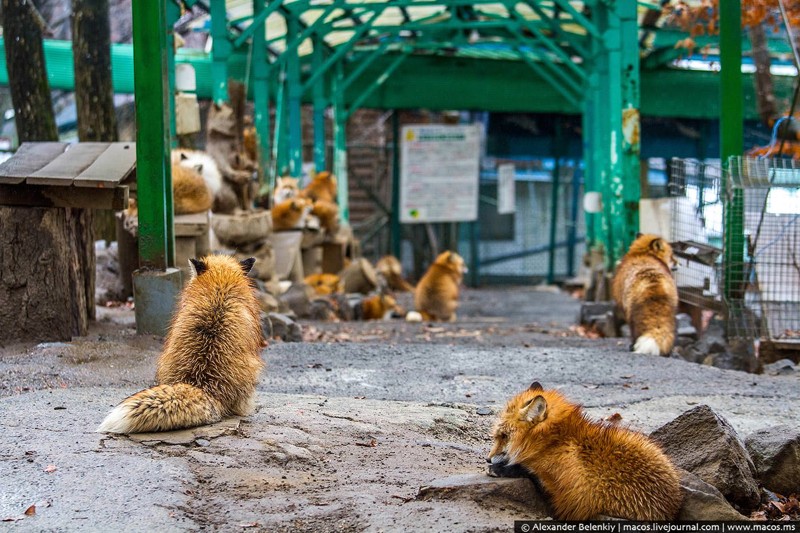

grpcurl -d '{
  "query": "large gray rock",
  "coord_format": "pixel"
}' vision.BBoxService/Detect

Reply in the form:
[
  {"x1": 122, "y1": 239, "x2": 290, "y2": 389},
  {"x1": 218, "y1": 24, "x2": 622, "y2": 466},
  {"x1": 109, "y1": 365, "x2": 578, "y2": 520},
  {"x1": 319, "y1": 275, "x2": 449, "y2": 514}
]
[
  {"x1": 262, "y1": 312, "x2": 302, "y2": 342},
  {"x1": 417, "y1": 474, "x2": 549, "y2": 517},
  {"x1": 677, "y1": 469, "x2": 748, "y2": 520},
  {"x1": 745, "y1": 425, "x2": 800, "y2": 496},
  {"x1": 651, "y1": 405, "x2": 760, "y2": 511}
]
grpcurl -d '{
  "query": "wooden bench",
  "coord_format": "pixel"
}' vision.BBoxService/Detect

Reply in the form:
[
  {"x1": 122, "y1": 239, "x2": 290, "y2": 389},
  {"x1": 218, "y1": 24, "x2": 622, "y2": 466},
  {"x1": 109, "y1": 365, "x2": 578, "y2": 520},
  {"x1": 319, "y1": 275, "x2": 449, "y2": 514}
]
[{"x1": 0, "y1": 142, "x2": 135, "y2": 210}]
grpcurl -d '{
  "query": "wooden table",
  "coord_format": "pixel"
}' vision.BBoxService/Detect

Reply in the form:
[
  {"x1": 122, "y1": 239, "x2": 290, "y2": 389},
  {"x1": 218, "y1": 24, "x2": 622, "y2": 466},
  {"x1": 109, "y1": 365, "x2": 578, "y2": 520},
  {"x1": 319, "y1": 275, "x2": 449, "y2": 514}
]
[{"x1": 0, "y1": 142, "x2": 135, "y2": 209}]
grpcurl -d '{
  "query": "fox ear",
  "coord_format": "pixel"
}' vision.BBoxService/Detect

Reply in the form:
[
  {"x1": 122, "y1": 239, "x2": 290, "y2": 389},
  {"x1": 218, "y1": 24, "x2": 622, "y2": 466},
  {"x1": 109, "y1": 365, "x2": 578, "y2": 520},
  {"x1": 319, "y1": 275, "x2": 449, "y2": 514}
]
[
  {"x1": 189, "y1": 258, "x2": 207, "y2": 277},
  {"x1": 649, "y1": 238, "x2": 664, "y2": 252},
  {"x1": 194, "y1": 164, "x2": 203, "y2": 174},
  {"x1": 529, "y1": 382, "x2": 543, "y2": 391},
  {"x1": 180, "y1": 152, "x2": 189, "y2": 161},
  {"x1": 520, "y1": 395, "x2": 547, "y2": 423},
  {"x1": 636, "y1": 232, "x2": 643, "y2": 238},
  {"x1": 239, "y1": 257, "x2": 256, "y2": 274}
]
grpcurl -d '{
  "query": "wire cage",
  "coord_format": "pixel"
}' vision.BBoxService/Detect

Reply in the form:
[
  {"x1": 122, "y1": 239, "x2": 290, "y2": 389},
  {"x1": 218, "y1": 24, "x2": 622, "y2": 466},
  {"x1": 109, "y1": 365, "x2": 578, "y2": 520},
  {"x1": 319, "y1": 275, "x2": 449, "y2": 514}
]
[
  {"x1": 668, "y1": 157, "x2": 800, "y2": 348},
  {"x1": 667, "y1": 158, "x2": 725, "y2": 312},
  {"x1": 726, "y1": 157, "x2": 800, "y2": 347}
]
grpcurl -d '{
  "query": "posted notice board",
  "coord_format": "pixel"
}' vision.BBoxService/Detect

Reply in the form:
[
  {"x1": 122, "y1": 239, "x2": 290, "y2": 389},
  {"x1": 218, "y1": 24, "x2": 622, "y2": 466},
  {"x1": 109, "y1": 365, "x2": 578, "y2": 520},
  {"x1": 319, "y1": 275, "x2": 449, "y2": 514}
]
[{"x1": 399, "y1": 124, "x2": 480, "y2": 223}]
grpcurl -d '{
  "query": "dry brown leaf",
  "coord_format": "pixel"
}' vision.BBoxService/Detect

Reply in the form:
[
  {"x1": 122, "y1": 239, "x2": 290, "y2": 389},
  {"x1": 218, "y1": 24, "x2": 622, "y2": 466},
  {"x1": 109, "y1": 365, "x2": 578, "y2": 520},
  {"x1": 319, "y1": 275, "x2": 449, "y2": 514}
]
[
  {"x1": 606, "y1": 413, "x2": 623, "y2": 423},
  {"x1": 23, "y1": 505, "x2": 35, "y2": 516},
  {"x1": 355, "y1": 439, "x2": 377, "y2": 448}
]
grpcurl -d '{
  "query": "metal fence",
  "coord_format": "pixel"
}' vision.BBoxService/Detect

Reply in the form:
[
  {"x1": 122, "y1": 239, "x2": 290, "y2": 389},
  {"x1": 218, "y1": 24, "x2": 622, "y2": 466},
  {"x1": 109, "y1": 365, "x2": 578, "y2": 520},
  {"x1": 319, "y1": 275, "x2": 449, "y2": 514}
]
[{"x1": 669, "y1": 157, "x2": 800, "y2": 347}]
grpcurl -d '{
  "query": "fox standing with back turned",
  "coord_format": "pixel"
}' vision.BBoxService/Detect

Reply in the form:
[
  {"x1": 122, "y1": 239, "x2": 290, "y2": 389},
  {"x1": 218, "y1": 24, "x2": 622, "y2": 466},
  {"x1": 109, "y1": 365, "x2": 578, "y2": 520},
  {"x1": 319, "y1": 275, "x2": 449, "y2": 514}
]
[
  {"x1": 98, "y1": 255, "x2": 265, "y2": 433},
  {"x1": 611, "y1": 233, "x2": 678, "y2": 356},
  {"x1": 488, "y1": 382, "x2": 682, "y2": 521}
]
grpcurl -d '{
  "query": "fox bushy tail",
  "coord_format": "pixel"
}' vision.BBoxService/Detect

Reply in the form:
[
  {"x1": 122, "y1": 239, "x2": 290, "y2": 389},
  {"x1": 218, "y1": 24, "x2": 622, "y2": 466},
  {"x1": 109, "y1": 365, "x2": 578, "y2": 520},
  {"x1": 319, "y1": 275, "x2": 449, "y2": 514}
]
[
  {"x1": 631, "y1": 300, "x2": 675, "y2": 356},
  {"x1": 97, "y1": 383, "x2": 223, "y2": 434}
]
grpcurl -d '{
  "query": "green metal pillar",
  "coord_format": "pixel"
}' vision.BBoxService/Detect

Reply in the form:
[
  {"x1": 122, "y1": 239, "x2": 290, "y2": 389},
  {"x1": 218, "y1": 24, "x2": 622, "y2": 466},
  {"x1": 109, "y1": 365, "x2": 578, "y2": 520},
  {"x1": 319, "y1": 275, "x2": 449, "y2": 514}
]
[
  {"x1": 209, "y1": 0, "x2": 230, "y2": 104},
  {"x1": 721, "y1": 0, "x2": 745, "y2": 303},
  {"x1": 391, "y1": 110, "x2": 401, "y2": 258},
  {"x1": 132, "y1": 0, "x2": 173, "y2": 269},
  {"x1": 582, "y1": 69, "x2": 600, "y2": 251},
  {"x1": 619, "y1": 0, "x2": 641, "y2": 254},
  {"x1": 286, "y1": 14, "x2": 303, "y2": 177},
  {"x1": 252, "y1": 0, "x2": 270, "y2": 187},
  {"x1": 547, "y1": 118, "x2": 563, "y2": 284},
  {"x1": 332, "y1": 62, "x2": 349, "y2": 222},
  {"x1": 594, "y1": 0, "x2": 640, "y2": 267},
  {"x1": 166, "y1": 0, "x2": 180, "y2": 148},
  {"x1": 273, "y1": 65, "x2": 288, "y2": 177},
  {"x1": 312, "y1": 36, "x2": 327, "y2": 174}
]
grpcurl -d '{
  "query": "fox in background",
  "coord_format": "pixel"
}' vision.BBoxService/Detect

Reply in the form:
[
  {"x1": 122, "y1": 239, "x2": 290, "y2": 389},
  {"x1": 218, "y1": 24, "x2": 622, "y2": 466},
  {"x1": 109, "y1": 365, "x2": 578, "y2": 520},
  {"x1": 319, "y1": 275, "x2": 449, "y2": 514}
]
[{"x1": 611, "y1": 233, "x2": 678, "y2": 356}]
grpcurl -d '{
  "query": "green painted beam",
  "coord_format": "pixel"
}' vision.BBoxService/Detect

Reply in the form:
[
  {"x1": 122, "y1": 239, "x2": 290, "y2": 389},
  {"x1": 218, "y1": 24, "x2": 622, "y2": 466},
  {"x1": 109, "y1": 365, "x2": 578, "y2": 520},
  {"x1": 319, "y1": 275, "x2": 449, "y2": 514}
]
[
  {"x1": 0, "y1": 38, "x2": 795, "y2": 119},
  {"x1": 312, "y1": 37, "x2": 327, "y2": 173},
  {"x1": 619, "y1": 0, "x2": 641, "y2": 257},
  {"x1": 133, "y1": 0, "x2": 174, "y2": 269},
  {"x1": 344, "y1": 53, "x2": 407, "y2": 120},
  {"x1": 332, "y1": 63, "x2": 349, "y2": 222},
  {"x1": 286, "y1": 14, "x2": 303, "y2": 177},
  {"x1": 210, "y1": 0, "x2": 231, "y2": 103},
  {"x1": 720, "y1": 0, "x2": 745, "y2": 307}
]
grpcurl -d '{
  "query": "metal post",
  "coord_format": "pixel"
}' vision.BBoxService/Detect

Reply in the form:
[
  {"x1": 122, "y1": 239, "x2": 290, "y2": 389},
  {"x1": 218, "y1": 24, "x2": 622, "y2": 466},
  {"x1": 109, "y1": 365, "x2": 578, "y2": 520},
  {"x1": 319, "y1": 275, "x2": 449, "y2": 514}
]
[
  {"x1": 602, "y1": 2, "x2": 624, "y2": 267},
  {"x1": 567, "y1": 158, "x2": 581, "y2": 277},
  {"x1": 252, "y1": 0, "x2": 270, "y2": 187},
  {"x1": 547, "y1": 118, "x2": 563, "y2": 284},
  {"x1": 332, "y1": 61, "x2": 349, "y2": 222},
  {"x1": 132, "y1": 0, "x2": 173, "y2": 269},
  {"x1": 273, "y1": 66, "x2": 287, "y2": 177},
  {"x1": 209, "y1": 0, "x2": 230, "y2": 104},
  {"x1": 721, "y1": 0, "x2": 745, "y2": 303},
  {"x1": 391, "y1": 110, "x2": 401, "y2": 258},
  {"x1": 286, "y1": 13, "x2": 303, "y2": 177},
  {"x1": 165, "y1": 0, "x2": 180, "y2": 149},
  {"x1": 619, "y1": 0, "x2": 641, "y2": 255},
  {"x1": 312, "y1": 36, "x2": 327, "y2": 173}
]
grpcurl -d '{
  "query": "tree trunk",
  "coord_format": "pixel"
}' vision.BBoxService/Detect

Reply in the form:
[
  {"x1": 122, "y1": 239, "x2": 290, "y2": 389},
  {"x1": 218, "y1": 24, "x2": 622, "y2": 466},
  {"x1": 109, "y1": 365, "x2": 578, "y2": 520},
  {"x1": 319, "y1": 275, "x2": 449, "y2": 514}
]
[
  {"x1": 2, "y1": 0, "x2": 58, "y2": 141},
  {"x1": 72, "y1": 0, "x2": 118, "y2": 246},
  {"x1": 749, "y1": 22, "x2": 777, "y2": 127},
  {"x1": 0, "y1": 0, "x2": 93, "y2": 341}
]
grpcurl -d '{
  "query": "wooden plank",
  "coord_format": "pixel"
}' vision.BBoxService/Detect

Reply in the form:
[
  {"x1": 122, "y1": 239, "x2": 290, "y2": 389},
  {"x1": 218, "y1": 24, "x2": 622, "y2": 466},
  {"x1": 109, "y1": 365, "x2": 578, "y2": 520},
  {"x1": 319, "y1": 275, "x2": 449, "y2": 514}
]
[
  {"x1": 73, "y1": 142, "x2": 137, "y2": 188},
  {"x1": 0, "y1": 184, "x2": 128, "y2": 210},
  {"x1": 0, "y1": 143, "x2": 69, "y2": 184},
  {"x1": 27, "y1": 143, "x2": 110, "y2": 186},
  {"x1": 174, "y1": 211, "x2": 209, "y2": 237}
]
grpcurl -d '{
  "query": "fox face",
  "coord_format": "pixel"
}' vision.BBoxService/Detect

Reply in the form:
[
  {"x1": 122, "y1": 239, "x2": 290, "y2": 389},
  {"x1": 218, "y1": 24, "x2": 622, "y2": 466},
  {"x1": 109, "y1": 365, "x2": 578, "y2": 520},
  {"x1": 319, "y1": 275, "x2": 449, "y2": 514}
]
[
  {"x1": 629, "y1": 234, "x2": 677, "y2": 270},
  {"x1": 487, "y1": 381, "x2": 545, "y2": 468}
]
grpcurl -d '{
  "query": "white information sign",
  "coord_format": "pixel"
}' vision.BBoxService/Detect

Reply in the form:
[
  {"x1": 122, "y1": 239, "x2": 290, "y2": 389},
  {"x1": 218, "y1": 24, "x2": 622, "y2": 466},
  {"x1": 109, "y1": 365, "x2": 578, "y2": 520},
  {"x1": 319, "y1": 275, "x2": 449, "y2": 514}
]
[
  {"x1": 497, "y1": 163, "x2": 516, "y2": 214},
  {"x1": 399, "y1": 124, "x2": 480, "y2": 223}
]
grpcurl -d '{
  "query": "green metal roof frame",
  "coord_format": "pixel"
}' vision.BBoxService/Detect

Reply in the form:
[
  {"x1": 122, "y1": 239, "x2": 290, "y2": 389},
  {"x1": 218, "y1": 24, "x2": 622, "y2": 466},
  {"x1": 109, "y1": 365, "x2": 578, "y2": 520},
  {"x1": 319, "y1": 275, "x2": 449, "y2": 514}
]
[{"x1": 0, "y1": 0, "x2": 761, "y2": 270}]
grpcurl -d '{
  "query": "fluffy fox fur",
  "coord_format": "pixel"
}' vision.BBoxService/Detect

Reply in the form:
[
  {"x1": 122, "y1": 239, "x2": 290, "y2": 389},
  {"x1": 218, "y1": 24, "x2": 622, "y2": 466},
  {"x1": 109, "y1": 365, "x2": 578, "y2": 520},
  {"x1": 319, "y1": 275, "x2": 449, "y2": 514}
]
[
  {"x1": 414, "y1": 251, "x2": 467, "y2": 322},
  {"x1": 305, "y1": 273, "x2": 343, "y2": 296},
  {"x1": 273, "y1": 176, "x2": 300, "y2": 205},
  {"x1": 311, "y1": 199, "x2": 340, "y2": 234},
  {"x1": 489, "y1": 383, "x2": 682, "y2": 521},
  {"x1": 272, "y1": 198, "x2": 313, "y2": 231},
  {"x1": 300, "y1": 171, "x2": 337, "y2": 203},
  {"x1": 376, "y1": 255, "x2": 415, "y2": 292},
  {"x1": 361, "y1": 293, "x2": 403, "y2": 320},
  {"x1": 97, "y1": 255, "x2": 265, "y2": 434},
  {"x1": 611, "y1": 234, "x2": 678, "y2": 356},
  {"x1": 172, "y1": 163, "x2": 212, "y2": 215}
]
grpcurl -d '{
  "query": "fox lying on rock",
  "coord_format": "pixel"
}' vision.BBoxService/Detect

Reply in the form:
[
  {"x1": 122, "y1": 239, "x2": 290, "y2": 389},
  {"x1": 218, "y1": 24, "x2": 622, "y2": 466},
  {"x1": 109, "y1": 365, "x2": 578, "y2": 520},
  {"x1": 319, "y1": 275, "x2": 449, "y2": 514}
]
[{"x1": 488, "y1": 382, "x2": 682, "y2": 521}]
